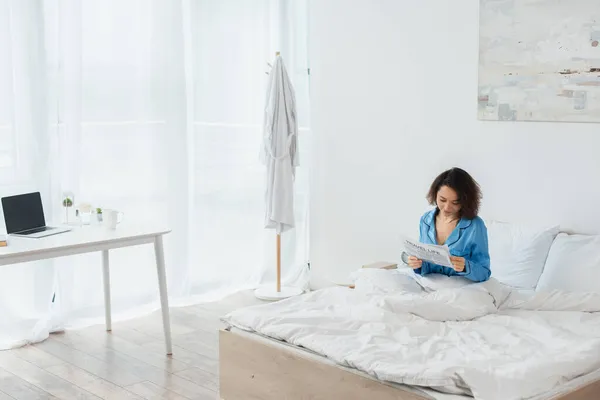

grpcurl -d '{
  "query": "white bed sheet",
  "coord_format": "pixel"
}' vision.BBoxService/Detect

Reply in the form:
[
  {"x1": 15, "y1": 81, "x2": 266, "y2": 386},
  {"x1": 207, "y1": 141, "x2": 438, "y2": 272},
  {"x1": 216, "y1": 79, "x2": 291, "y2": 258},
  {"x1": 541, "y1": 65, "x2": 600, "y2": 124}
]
[{"x1": 223, "y1": 270, "x2": 600, "y2": 400}]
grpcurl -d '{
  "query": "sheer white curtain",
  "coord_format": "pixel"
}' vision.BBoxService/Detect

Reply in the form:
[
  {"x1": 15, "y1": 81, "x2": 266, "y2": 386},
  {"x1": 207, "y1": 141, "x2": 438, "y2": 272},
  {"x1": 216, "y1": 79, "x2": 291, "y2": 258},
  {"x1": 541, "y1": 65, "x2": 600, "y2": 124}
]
[
  {"x1": 0, "y1": 0, "x2": 310, "y2": 350},
  {"x1": 0, "y1": 0, "x2": 58, "y2": 349}
]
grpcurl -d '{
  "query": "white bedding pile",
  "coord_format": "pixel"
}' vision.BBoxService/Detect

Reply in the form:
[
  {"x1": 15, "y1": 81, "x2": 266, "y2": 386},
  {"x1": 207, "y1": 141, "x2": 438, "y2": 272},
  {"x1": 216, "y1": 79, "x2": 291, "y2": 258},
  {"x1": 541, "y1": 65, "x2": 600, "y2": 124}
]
[{"x1": 223, "y1": 269, "x2": 600, "y2": 400}]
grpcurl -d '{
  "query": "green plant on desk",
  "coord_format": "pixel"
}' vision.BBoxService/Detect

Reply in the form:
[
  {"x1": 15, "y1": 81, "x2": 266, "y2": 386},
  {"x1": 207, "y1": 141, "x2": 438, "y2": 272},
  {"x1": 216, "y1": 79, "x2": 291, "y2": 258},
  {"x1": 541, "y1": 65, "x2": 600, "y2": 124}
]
[{"x1": 62, "y1": 197, "x2": 73, "y2": 207}]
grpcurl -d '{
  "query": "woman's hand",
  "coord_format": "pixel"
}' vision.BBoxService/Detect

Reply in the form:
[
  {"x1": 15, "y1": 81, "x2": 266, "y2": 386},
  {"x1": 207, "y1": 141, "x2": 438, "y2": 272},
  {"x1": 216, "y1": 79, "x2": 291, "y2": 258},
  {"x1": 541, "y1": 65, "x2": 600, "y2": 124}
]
[
  {"x1": 407, "y1": 256, "x2": 423, "y2": 269},
  {"x1": 450, "y1": 256, "x2": 466, "y2": 272}
]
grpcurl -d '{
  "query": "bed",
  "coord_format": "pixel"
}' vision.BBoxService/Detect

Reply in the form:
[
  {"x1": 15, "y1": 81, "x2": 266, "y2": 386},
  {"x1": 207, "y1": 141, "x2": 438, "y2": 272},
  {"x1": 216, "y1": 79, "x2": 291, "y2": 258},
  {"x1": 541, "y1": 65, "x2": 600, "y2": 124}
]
[
  {"x1": 219, "y1": 223, "x2": 600, "y2": 400},
  {"x1": 219, "y1": 326, "x2": 600, "y2": 400}
]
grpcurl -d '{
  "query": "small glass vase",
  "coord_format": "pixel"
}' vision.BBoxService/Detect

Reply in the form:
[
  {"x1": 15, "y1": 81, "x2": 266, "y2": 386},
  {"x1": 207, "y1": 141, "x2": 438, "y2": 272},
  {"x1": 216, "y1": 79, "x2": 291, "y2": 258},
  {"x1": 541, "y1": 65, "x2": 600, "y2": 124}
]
[{"x1": 62, "y1": 191, "x2": 75, "y2": 224}]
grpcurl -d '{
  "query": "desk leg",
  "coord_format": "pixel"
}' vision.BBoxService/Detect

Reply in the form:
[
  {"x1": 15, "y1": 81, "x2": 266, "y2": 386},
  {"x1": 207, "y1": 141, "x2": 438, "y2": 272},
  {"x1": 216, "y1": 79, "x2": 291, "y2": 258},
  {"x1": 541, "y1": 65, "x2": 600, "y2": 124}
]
[
  {"x1": 154, "y1": 235, "x2": 173, "y2": 355},
  {"x1": 102, "y1": 249, "x2": 112, "y2": 332}
]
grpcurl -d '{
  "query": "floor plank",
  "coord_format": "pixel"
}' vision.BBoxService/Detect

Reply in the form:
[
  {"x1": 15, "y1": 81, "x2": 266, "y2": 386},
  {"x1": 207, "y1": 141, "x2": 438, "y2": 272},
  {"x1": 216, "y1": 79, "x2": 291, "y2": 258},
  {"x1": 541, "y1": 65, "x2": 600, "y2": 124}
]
[
  {"x1": 173, "y1": 368, "x2": 217, "y2": 393},
  {"x1": 0, "y1": 353, "x2": 100, "y2": 399},
  {"x1": 0, "y1": 290, "x2": 264, "y2": 400},
  {"x1": 46, "y1": 335, "x2": 215, "y2": 399},
  {"x1": 56, "y1": 331, "x2": 189, "y2": 374},
  {"x1": 32, "y1": 339, "x2": 146, "y2": 388},
  {"x1": 140, "y1": 343, "x2": 217, "y2": 375},
  {"x1": 9, "y1": 346, "x2": 65, "y2": 370},
  {"x1": 0, "y1": 367, "x2": 57, "y2": 399},
  {"x1": 45, "y1": 364, "x2": 143, "y2": 400},
  {"x1": 123, "y1": 381, "x2": 188, "y2": 400},
  {"x1": 166, "y1": 333, "x2": 217, "y2": 361}
]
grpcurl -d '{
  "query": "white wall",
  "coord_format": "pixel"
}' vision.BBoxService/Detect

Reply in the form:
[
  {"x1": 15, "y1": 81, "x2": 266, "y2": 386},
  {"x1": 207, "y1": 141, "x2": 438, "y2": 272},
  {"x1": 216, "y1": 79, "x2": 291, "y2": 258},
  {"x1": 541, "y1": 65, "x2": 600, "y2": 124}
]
[{"x1": 308, "y1": 0, "x2": 600, "y2": 287}]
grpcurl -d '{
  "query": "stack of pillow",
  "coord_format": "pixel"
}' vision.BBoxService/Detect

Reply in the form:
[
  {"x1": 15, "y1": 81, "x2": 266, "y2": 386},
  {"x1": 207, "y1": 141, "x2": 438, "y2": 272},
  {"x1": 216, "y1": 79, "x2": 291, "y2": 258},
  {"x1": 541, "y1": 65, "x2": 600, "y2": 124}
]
[{"x1": 486, "y1": 219, "x2": 600, "y2": 293}]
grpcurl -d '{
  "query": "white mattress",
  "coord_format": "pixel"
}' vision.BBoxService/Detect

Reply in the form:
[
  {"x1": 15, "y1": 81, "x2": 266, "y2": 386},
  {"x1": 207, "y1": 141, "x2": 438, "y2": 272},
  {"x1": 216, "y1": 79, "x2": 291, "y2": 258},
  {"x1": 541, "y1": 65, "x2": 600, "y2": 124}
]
[{"x1": 223, "y1": 272, "x2": 600, "y2": 400}]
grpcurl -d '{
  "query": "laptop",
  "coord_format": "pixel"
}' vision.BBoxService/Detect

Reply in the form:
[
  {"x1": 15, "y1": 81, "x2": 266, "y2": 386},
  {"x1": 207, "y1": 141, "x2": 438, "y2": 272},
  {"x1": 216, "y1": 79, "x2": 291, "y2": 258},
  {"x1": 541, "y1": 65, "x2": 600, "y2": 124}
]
[{"x1": 2, "y1": 192, "x2": 71, "y2": 238}]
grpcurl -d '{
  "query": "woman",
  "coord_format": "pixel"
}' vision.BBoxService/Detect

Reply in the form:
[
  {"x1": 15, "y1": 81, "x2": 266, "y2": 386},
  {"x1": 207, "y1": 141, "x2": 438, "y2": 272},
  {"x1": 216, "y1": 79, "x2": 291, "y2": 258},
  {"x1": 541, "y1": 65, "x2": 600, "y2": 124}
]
[{"x1": 404, "y1": 167, "x2": 491, "y2": 282}]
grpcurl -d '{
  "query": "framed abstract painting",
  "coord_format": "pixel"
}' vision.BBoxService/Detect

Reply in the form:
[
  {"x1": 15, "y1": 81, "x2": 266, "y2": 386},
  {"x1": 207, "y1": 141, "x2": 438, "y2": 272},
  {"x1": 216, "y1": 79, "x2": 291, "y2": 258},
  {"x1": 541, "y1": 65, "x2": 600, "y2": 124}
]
[{"x1": 478, "y1": 0, "x2": 600, "y2": 122}]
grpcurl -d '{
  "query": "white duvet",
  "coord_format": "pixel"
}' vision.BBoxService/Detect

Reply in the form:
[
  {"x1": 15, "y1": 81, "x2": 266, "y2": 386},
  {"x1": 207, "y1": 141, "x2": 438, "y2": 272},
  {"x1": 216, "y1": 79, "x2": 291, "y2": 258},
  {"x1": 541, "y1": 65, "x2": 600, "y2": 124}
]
[{"x1": 223, "y1": 269, "x2": 600, "y2": 400}]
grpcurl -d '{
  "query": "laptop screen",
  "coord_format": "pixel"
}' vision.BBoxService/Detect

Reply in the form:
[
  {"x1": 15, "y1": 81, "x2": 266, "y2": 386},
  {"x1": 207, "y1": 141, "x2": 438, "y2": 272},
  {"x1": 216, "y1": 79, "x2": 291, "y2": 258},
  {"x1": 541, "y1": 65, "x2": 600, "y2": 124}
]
[{"x1": 2, "y1": 192, "x2": 46, "y2": 234}]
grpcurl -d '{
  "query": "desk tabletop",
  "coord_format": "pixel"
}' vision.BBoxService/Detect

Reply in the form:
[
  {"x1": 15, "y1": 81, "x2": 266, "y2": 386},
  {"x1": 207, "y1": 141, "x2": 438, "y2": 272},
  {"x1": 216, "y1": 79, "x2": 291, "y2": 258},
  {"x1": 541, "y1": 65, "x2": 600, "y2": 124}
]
[{"x1": 0, "y1": 223, "x2": 171, "y2": 259}]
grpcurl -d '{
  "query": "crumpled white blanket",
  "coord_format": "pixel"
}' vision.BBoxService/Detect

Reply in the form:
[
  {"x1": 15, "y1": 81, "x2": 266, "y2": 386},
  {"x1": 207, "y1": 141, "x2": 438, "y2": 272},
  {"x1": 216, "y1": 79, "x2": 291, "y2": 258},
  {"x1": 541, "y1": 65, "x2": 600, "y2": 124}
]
[{"x1": 223, "y1": 269, "x2": 600, "y2": 400}]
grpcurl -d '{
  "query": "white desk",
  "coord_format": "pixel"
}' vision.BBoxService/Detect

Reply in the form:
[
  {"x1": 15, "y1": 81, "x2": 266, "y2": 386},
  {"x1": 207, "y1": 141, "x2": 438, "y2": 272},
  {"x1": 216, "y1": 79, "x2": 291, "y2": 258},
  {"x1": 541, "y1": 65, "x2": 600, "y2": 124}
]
[{"x1": 0, "y1": 224, "x2": 173, "y2": 355}]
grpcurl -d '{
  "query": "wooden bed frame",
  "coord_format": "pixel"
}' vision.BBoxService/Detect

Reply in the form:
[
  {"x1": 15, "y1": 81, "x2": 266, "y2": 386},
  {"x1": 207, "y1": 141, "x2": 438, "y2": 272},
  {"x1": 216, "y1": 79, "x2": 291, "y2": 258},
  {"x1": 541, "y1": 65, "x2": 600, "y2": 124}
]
[{"x1": 219, "y1": 328, "x2": 600, "y2": 400}]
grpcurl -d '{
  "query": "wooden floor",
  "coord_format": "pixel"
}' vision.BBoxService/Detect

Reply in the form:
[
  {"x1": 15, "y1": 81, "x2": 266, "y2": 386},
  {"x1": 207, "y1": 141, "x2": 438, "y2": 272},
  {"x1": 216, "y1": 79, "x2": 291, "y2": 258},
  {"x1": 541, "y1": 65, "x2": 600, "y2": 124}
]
[{"x1": 0, "y1": 290, "x2": 266, "y2": 399}]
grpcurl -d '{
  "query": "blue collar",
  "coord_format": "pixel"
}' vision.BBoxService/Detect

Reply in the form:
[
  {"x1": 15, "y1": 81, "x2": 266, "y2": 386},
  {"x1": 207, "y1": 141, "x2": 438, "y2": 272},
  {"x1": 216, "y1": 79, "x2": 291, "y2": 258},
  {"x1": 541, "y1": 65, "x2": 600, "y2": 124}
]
[{"x1": 422, "y1": 209, "x2": 472, "y2": 246}]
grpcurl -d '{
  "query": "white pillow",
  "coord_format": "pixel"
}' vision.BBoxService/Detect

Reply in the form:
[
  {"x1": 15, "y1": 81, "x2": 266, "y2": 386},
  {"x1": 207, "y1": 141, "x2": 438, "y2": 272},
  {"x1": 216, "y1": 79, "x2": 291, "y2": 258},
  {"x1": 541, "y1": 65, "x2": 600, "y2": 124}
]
[
  {"x1": 536, "y1": 233, "x2": 600, "y2": 293},
  {"x1": 486, "y1": 220, "x2": 559, "y2": 289}
]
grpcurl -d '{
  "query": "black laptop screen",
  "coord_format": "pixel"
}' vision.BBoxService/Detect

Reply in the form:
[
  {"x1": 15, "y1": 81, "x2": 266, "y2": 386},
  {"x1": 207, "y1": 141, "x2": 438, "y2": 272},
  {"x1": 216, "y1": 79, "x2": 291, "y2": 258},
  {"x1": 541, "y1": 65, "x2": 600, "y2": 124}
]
[{"x1": 2, "y1": 192, "x2": 46, "y2": 234}]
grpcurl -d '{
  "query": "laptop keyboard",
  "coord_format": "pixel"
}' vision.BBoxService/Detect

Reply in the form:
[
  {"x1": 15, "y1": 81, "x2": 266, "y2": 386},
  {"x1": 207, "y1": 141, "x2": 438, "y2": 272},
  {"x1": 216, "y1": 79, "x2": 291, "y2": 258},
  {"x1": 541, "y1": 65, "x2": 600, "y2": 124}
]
[{"x1": 22, "y1": 226, "x2": 54, "y2": 234}]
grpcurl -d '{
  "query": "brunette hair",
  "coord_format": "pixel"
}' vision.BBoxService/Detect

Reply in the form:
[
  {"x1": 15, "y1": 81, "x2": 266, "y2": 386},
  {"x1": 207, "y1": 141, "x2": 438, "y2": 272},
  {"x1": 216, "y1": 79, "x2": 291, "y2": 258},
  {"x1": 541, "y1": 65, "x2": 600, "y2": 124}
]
[{"x1": 426, "y1": 167, "x2": 482, "y2": 219}]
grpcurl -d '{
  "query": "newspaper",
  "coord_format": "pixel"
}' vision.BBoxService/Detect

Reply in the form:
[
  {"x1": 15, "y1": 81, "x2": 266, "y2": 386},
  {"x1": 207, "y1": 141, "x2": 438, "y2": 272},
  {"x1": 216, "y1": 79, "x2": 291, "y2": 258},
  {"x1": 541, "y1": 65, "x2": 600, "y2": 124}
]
[{"x1": 400, "y1": 235, "x2": 453, "y2": 268}]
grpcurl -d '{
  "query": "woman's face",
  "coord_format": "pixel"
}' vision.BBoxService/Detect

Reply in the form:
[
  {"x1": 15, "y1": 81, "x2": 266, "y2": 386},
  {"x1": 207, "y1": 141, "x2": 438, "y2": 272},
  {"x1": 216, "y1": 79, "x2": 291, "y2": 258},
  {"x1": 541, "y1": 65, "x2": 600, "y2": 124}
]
[{"x1": 436, "y1": 185, "x2": 461, "y2": 218}]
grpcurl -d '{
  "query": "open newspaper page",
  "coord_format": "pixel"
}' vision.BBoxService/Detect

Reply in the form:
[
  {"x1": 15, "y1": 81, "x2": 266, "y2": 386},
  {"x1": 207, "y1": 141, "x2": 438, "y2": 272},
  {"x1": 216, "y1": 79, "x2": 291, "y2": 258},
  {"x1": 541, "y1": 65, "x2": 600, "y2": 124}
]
[{"x1": 400, "y1": 235, "x2": 453, "y2": 268}]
